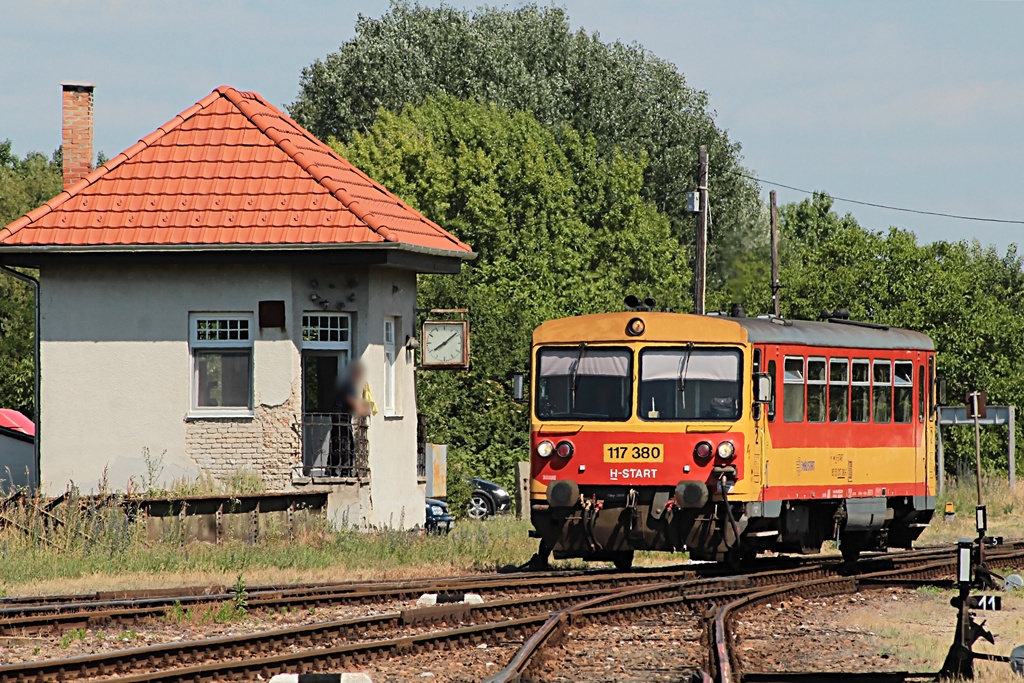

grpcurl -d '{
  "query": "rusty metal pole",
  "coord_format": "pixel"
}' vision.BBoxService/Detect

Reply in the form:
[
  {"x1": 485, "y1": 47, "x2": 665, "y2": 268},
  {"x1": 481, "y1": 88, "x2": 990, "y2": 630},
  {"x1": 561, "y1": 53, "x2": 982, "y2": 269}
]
[
  {"x1": 694, "y1": 146, "x2": 708, "y2": 315},
  {"x1": 770, "y1": 190, "x2": 780, "y2": 317},
  {"x1": 972, "y1": 392, "x2": 983, "y2": 507}
]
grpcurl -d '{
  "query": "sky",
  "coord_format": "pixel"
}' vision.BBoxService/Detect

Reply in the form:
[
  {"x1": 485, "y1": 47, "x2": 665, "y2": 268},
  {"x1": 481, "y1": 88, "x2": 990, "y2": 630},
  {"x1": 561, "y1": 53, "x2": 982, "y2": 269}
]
[{"x1": 2, "y1": 1, "x2": 1023, "y2": 250}]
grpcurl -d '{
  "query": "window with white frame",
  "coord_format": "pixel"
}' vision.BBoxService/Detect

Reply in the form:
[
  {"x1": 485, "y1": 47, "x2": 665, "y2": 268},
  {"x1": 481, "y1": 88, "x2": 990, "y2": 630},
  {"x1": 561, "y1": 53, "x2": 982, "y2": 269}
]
[
  {"x1": 383, "y1": 316, "x2": 397, "y2": 415},
  {"x1": 302, "y1": 313, "x2": 352, "y2": 354},
  {"x1": 190, "y1": 314, "x2": 253, "y2": 411},
  {"x1": 301, "y1": 313, "x2": 352, "y2": 416}
]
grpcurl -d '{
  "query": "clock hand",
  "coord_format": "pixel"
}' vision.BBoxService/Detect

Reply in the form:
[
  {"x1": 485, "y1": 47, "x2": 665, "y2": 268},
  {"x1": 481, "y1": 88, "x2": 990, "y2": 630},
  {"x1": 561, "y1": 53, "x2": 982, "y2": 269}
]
[{"x1": 435, "y1": 332, "x2": 459, "y2": 350}]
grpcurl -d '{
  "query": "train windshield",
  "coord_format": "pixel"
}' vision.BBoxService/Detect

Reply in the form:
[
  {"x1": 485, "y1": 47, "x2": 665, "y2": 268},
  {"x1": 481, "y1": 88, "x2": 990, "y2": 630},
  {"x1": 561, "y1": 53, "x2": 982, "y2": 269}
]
[
  {"x1": 535, "y1": 346, "x2": 631, "y2": 420},
  {"x1": 639, "y1": 347, "x2": 742, "y2": 421}
]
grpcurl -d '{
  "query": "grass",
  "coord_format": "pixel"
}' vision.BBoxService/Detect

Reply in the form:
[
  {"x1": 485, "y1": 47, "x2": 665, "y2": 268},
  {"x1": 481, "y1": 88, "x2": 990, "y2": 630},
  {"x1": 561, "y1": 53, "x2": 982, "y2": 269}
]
[
  {"x1": 0, "y1": 490, "x2": 540, "y2": 595},
  {"x1": 851, "y1": 587, "x2": 1024, "y2": 682},
  {"x1": 920, "y1": 475, "x2": 1024, "y2": 545},
  {"x1": 0, "y1": 476, "x2": 1019, "y2": 597}
]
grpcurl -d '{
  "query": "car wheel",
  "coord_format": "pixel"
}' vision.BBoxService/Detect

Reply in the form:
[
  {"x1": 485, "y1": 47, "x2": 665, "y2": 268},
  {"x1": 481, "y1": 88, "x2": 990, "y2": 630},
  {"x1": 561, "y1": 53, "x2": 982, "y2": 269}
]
[{"x1": 468, "y1": 494, "x2": 492, "y2": 521}]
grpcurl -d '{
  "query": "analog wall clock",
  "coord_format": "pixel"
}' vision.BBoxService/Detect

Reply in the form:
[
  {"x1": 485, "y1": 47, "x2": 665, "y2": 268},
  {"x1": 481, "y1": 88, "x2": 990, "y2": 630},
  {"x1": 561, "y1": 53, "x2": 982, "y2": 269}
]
[{"x1": 421, "y1": 320, "x2": 469, "y2": 369}]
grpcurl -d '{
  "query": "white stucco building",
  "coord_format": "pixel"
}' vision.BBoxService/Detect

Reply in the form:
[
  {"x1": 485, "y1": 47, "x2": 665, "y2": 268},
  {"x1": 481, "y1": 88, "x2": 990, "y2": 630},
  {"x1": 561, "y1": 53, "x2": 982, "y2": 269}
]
[{"x1": 0, "y1": 84, "x2": 473, "y2": 528}]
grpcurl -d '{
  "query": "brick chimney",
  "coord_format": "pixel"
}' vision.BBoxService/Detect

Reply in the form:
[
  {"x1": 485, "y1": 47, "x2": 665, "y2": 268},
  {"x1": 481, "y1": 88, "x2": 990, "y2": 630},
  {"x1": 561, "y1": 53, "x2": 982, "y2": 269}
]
[{"x1": 61, "y1": 82, "x2": 95, "y2": 189}]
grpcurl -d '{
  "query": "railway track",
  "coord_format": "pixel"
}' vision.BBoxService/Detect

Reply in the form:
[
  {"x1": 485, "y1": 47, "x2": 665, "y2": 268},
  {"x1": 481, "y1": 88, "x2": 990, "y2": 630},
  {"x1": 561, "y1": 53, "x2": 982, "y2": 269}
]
[
  {"x1": 3, "y1": 543, "x2": 1019, "y2": 682},
  {"x1": 0, "y1": 552, "x2": 880, "y2": 636},
  {"x1": 484, "y1": 542, "x2": 1024, "y2": 683}
]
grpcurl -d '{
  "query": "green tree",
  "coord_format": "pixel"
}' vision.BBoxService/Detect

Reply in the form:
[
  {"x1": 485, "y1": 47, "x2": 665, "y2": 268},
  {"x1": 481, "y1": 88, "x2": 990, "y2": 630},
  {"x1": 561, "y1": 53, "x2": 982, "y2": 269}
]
[
  {"x1": 727, "y1": 193, "x2": 1024, "y2": 473},
  {"x1": 0, "y1": 141, "x2": 61, "y2": 417},
  {"x1": 337, "y1": 97, "x2": 690, "y2": 486},
  {"x1": 292, "y1": 2, "x2": 763, "y2": 287}
]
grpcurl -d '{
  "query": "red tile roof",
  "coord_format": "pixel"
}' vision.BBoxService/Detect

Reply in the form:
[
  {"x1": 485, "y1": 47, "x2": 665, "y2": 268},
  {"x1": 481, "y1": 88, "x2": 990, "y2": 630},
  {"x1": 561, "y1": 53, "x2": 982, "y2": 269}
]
[{"x1": 0, "y1": 86, "x2": 472, "y2": 256}]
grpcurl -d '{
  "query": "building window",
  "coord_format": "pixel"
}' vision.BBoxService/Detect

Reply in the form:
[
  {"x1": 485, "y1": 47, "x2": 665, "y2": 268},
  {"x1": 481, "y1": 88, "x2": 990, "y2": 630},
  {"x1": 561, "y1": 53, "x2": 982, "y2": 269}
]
[
  {"x1": 894, "y1": 361, "x2": 914, "y2": 424},
  {"x1": 191, "y1": 314, "x2": 253, "y2": 412},
  {"x1": 783, "y1": 356, "x2": 804, "y2": 423},
  {"x1": 300, "y1": 313, "x2": 353, "y2": 416},
  {"x1": 302, "y1": 313, "x2": 351, "y2": 352},
  {"x1": 384, "y1": 316, "x2": 397, "y2": 415},
  {"x1": 873, "y1": 360, "x2": 892, "y2": 423},
  {"x1": 851, "y1": 359, "x2": 870, "y2": 423},
  {"x1": 829, "y1": 358, "x2": 849, "y2": 423}
]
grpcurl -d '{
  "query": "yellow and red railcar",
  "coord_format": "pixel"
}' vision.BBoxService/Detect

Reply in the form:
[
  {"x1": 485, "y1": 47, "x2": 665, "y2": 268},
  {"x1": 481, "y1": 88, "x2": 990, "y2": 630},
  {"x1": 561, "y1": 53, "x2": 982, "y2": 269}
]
[{"x1": 528, "y1": 311, "x2": 936, "y2": 568}]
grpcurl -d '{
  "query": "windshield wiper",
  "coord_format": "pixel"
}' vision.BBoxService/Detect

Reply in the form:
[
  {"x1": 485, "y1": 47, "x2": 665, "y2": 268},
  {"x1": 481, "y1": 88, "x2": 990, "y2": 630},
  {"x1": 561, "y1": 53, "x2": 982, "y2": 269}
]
[
  {"x1": 677, "y1": 342, "x2": 694, "y2": 410},
  {"x1": 569, "y1": 342, "x2": 587, "y2": 412}
]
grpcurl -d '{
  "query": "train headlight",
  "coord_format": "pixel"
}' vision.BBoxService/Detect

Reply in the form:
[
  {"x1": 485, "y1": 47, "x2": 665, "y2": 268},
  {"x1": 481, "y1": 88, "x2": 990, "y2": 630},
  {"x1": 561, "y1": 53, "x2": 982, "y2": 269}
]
[
  {"x1": 716, "y1": 441, "x2": 736, "y2": 460},
  {"x1": 693, "y1": 441, "x2": 713, "y2": 462},
  {"x1": 555, "y1": 440, "x2": 575, "y2": 458},
  {"x1": 626, "y1": 317, "x2": 646, "y2": 336},
  {"x1": 536, "y1": 440, "x2": 555, "y2": 458}
]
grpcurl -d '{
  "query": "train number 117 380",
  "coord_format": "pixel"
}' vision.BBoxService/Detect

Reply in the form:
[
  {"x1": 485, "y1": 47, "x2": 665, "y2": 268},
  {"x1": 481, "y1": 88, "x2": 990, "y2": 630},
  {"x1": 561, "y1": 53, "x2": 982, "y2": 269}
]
[{"x1": 603, "y1": 444, "x2": 665, "y2": 463}]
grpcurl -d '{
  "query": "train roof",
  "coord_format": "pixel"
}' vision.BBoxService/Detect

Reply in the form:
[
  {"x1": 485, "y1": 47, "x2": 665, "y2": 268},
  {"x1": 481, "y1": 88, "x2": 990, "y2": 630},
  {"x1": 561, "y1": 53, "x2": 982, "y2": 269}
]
[
  {"x1": 533, "y1": 312, "x2": 934, "y2": 351},
  {"x1": 735, "y1": 316, "x2": 934, "y2": 351}
]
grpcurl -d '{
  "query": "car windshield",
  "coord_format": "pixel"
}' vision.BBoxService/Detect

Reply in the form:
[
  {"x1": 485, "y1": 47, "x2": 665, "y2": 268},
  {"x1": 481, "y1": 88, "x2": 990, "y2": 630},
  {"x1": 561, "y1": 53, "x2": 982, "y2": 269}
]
[
  {"x1": 639, "y1": 347, "x2": 742, "y2": 421},
  {"x1": 535, "y1": 346, "x2": 631, "y2": 420}
]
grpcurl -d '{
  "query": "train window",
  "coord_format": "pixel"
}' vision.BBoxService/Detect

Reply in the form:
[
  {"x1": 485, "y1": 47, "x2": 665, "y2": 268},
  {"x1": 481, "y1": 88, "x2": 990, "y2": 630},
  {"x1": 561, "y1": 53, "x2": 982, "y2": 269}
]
[
  {"x1": 535, "y1": 346, "x2": 632, "y2": 421},
  {"x1": 783, "y1": 356, "x2": 805, "y2": 422},
  {"x1": 873, "y1": 360, "x2": 892, "y2": 424},
  {"x1": 639, "y1": 347, "x2": 742, "y2": 421},
  {"x1": 768, "y1": 360, "x2": 777, "y2": 422},
  {"x1": 851, "y1": 359, "x2": 870, "y2": 423},
  {"x1": 806, "y1": 358, "x2": 827, "y2": 423},
  {"x1": 894, "y1": 361, "x2": 914, "y2": 423},
  {"x1": 928, "y1": 356, "x2": 935, "y2": 414},
  {"x1": 919, "y1": 364, "x2": 926, "y2": 423},
  {"x1": 828, "y1": 358, "x2": 849, "y2": 423},
  {"x1": 752, "y1": 349, "x2": 762, "y2": 421}
]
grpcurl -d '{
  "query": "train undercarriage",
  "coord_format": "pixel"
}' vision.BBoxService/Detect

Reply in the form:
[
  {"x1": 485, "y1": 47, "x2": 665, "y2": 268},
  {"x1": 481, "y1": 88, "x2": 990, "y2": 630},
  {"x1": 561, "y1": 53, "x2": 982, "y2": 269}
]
[{"x1": 530, "y1": 485, "x2": 935, "y2": 569}]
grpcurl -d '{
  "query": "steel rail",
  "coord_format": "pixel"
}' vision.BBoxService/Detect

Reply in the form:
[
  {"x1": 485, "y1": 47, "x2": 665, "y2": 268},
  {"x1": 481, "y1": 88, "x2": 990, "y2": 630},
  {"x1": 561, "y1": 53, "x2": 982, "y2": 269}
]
[
  {"x1": 485, "y1": 543, "x2": 1024, "y2": 683},
  {"x1": 0, "y1": 588, "x2": 610, "y2": 682},
  {"x1": 0, "y1": 567, "x2": 835, "y2": 682},
  {"x1": 711, "y1": 546, "x2": 1024, "y2": 683},
  {"x1": 6, "y1": 544, "x2": 1017, "y2": 682},
  {"x1": 0, "y1": 554, "x2": 861, "y2": 635}
]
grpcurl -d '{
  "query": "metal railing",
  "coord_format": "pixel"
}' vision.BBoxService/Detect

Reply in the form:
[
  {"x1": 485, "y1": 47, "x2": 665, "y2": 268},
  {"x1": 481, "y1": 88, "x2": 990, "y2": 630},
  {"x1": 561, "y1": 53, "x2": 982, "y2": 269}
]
[
  {"x1": 300, "y1": 412, "x2": 368, "y2": 479},
  {"x1": 416, "y1": 413, "x2": 427, "y2": 479}
]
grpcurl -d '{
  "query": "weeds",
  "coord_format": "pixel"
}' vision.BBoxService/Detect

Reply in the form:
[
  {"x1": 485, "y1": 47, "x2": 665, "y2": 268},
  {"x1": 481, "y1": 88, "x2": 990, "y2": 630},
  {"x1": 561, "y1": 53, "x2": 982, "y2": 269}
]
[
  {"x1": 923, "y1": 477, "x2": 1024, "y2": 545},
  {"x1": 166, "y1": 601, "x2": 186, "y2": 624},
  {"x1": 232, "y1": 574, "x2": 248, "y2": 613},
  {"x1": 59, "y1": 628, "x2": 87, "y2": 648},
  {"x1": 212, "y1": 599, "x2": 247, "y2": 624}
]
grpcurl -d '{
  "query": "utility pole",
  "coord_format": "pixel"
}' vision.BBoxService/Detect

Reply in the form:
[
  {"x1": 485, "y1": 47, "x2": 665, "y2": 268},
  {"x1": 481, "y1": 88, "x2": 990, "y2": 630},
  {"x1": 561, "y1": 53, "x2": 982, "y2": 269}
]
[
  {"x1": 770, "y1": 189, "x2": 781, "y2": 317},
  {"x1": 694, "y1": 145, "x2": 708, "y2": 315},
  {"x1": 967, "y1": 390, "x2": 986, "y2": 506}
]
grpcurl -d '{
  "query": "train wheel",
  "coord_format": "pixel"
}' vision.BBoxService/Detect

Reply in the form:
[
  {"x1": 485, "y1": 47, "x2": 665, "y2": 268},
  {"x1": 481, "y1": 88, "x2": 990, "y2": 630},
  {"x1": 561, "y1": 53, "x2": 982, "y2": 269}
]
[
  {"x1": 523, "y1": 540, "x2": 552, "y2": 571},
  {"x1": 840, "y1": 544, "x2": 861, "y2": 563},
  {"x1": 725, "y1": 544, "x2": 756, "y2": 571},
  {"x1": 840, "y1": 532, "x2": 867, "y2": 563},
  {"x1": 612, "y1": 551, "x2": 635, "y2": 571}
]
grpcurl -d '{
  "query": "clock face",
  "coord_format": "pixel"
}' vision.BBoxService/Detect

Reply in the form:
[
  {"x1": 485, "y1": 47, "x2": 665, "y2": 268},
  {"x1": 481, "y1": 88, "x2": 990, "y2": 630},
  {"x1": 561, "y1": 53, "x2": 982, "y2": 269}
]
[{"x1": 423, "y1": 321, "x2": 467, "y2": 366}]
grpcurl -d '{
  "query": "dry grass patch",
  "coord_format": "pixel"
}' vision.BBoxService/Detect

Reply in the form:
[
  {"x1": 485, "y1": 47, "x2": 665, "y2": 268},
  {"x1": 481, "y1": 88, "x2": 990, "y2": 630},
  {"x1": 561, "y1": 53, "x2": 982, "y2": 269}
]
[
  {"x1": 848, "y1": 587, "x2": 1024, "y2": 681},
  {"x1": 0, "y1": 510, "x2": 539, "y2": 596},
  {"x1": 920, "y1": 477, "x2": 1024, "y2": 546}
]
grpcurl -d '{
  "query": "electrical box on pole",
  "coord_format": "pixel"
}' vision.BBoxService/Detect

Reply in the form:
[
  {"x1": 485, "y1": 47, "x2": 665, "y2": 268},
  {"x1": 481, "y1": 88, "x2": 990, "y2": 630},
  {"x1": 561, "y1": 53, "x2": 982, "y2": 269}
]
[{"x1": 966, "y1": 391, "x2": 987, "y2": 419}]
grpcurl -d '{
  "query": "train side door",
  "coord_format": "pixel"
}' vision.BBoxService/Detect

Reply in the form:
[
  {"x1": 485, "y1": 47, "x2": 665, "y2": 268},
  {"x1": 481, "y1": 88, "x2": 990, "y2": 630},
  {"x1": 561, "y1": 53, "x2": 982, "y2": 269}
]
[
  {"x1": 754, "y1": 344, "x2": 776, "y2": 500},
  {"x1": 916, "y1": 351, "x2": 928, "y2": 495}
]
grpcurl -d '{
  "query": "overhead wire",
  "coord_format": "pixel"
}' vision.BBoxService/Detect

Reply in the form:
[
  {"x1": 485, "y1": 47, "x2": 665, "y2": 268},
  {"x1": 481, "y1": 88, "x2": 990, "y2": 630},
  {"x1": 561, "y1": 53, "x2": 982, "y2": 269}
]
[{"x1": 724, "y1": 169, "x2": 1024, "y2": 226}]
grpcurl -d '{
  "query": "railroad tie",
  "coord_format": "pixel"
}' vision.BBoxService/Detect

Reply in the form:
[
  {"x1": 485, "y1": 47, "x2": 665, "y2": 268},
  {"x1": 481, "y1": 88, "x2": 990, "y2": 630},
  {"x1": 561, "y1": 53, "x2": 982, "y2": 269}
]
[{"x1": 270, "y1": 675, "x2": 372, "y2": 683}]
